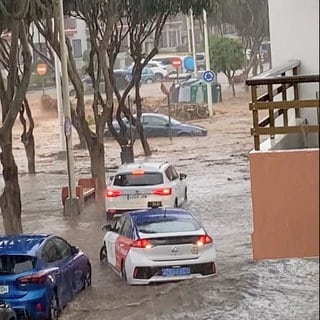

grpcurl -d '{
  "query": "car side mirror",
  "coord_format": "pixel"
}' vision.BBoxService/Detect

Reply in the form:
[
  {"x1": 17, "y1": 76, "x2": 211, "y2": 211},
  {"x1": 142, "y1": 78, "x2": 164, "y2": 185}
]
[
  {"x1": 180, "y1": 173, "x2": 187, "y2": 180},
  {"x1": 102, "y1": 224, "x2": 112, "y2": 232},
  {"x1": 71, "y1": 246, "x2": 80, "y2": 255}
]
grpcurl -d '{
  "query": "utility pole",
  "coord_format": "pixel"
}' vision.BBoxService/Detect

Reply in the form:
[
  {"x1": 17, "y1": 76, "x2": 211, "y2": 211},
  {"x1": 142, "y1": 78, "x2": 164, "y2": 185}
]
[
  {"x1": 56, "y1": 0, "x2": 80, "y2": 215},
  {"x1": 203, "y1": 9, "x2": 214, "y2": 117},
  {"x1": 54, "y1": 49, "x2": 66, "y2": 160},
  {"x1": 190, "y1": 9, "x2": 197, "y2": 77},
  {"x1": 186, "y1": 15, "x2": 192, "y2": 53}
]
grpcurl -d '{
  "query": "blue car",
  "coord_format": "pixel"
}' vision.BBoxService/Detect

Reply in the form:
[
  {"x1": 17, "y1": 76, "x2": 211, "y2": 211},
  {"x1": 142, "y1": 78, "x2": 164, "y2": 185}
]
[{"x1": 0, "y1": 234, "x2": 91, "y2": 320}]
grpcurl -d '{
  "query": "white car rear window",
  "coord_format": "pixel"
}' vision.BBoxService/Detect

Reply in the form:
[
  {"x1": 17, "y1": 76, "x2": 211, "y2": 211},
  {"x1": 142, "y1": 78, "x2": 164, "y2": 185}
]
[
  {"x1": 113, "y1": 172, "x2": 163, "y2": 186},
  {"x1": 137, "y1": 218, "x2": 201, "y2": 233}
]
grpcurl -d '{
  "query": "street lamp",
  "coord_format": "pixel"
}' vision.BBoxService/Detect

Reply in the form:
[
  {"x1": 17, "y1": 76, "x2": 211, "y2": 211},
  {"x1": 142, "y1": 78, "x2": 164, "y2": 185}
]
[{"x1": 55, "y1": 0, "x2": 80, "y2": 215}]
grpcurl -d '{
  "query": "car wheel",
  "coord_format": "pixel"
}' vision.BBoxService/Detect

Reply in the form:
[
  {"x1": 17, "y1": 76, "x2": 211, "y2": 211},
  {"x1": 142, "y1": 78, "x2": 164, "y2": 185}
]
[
  {"x1": 48, "y1": 292, "x2": 59, "y2": 320},
  {"x1": 69, "y1": 89, "x2": 75, "y2": 97},
  {"x1": 121, "y1": 261, "x2": 127, "y2": 282},
  {"x1": 184, "y1": 188, "x2": 188, "y2": 202},
  {"x1": 145, "y1": 78, "x2": 153, "y2": 84},
  {"x1": 174, "y1": 198, "x2": 178, "y2": 207},
  {"x1": 82, "y1": 265, "x2": 92, "y2": 289},
  {"x1": 100, "y1": 244, "x2": 108, "y2": 263}
]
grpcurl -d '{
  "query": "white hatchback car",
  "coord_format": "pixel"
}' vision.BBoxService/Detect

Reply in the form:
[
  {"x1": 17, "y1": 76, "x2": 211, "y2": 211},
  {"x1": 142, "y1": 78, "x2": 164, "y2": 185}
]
[
  {"x1": 105, "y1": 162, "x2": 187, "y2": 220},
  {"x1": 99, "y1": 207, "x2": 217, "y2": 285}
]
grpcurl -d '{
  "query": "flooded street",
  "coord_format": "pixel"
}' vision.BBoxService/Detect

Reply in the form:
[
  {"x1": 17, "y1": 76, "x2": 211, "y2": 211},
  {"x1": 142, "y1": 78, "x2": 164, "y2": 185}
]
[{"x1": 0, "y1": 85, "x2": 318, "y2": 319}]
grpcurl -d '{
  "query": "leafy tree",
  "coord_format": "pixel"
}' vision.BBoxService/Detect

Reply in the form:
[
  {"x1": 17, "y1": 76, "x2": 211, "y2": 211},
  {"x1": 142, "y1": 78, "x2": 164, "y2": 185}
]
[
  {"x1": 207, "y1": 0, "x2": 269, "y2": 78},
  {"x1": 0, "y1": 0, "x2": 32, "y2": 233},
  {"x1": 209, "y1": 35, "x2": 244, "y2": 97}
]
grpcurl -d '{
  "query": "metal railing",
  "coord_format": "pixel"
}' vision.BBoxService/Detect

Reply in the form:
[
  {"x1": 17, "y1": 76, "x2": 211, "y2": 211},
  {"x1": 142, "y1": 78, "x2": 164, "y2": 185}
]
[{"x1": 246, "y1": 60, "x2": 320, "y2": 150}]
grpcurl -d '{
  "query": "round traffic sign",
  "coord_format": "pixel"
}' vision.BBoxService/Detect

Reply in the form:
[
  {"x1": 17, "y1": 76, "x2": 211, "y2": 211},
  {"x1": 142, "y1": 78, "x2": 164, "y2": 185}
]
[
  {"x1": 203, "y1": 70, "x2": 215, "y2": 83},
  {"x1": 171, "y1": 57, "x2": 182, "y2": 69},
  {"x1": 37, "y1": 63, "x2": 47, "y2": 76},
  {"x1": 183, "y1": 56, "x2": 194, "y2": 72}
]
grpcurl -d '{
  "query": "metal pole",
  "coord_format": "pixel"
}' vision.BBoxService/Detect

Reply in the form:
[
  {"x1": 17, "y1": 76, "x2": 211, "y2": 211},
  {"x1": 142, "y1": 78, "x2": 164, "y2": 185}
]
[
  {"x1": 56, "y1": 0, "x2": 80, "y2": 215},
  {"x1": 190, "y1": 9, "x2": 197, "y2": 77},
  {"x1": 186, "y1": 15, "x2": 192, "y2": 53},
  {"x1": 54, "y1": 51, "x2": 66, "y2": 158},
  {"x1": 203, "y1": 9, "x2": 213, "y2": 117}
]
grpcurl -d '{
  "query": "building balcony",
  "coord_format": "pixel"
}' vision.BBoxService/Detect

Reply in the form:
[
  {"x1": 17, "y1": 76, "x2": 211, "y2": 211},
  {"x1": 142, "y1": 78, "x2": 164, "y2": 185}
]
[{"x1": 246, "y1": 60, "x2": 319, "y2": 260}]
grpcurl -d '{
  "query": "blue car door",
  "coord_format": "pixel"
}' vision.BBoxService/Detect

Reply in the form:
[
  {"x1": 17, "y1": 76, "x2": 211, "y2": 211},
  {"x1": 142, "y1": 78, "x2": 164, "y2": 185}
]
[
  {"x1": 142, "y1": 115, "x2": 170, "y2": 137},
  {"x1": 40, "y1": 239, "x2": 72, "y2": 308},
  {"x1": 52, "y1": 237, "x2": 84, "y2": 297}
]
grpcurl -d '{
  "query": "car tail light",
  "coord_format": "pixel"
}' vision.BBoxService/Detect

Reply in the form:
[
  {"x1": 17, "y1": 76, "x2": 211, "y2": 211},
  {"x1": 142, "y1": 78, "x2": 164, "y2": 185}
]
[
  {"x1": 35, "y1": 302, "x2": 44, "y2": 312},
  {"x1": 152, "y1": 187, "x2": 172, "y2": 196},
  {"x1": 105, "y1": 189, "x2": 122, "y2": 197},
  {"x1": 196, "y1": 235, "x2": 213, "y2": 247},
  {"x1": 132, "y1": 239, "x2": 154, "y2": 248},
  {"x1": 17, "y1": 270, "x2": 50, "y2": 285}
]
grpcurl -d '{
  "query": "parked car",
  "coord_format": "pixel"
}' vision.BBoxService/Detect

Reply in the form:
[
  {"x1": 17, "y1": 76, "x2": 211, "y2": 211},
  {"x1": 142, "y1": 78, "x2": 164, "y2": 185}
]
[
  {"x1": 105, "y1": 161, "x2": 187, "y2": 220},
  {"x1": 0, "y1": 234, "x2": 91, "y2": 320},
  {"x1": 0, "y1": 299, "x2": 17, "y2": 319},
  {"x1": 99, "y1": 206, "x2": 217, "y2": 285},
  {"x1": 125, "y1": 67, "x2": 155, "y2": 84},
  {"x1": 104, "y1": 112, "x2": 208, "y2": 138},
  {"x1": 69, "y1": 69, "x2": 130, "y2": 96},
  {"x1": 128, "y1": 61, "x2": 168, "y2": 81}
]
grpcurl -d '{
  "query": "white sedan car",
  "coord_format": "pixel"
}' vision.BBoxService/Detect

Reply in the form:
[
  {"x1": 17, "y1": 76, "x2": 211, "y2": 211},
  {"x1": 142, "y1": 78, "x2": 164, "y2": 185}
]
[
  {"x1": 105, "y1": 162, "x2": 187, "y2": 220},
  {"x1": 99, "y1": 207, "x2": 217, "y2": 285}
]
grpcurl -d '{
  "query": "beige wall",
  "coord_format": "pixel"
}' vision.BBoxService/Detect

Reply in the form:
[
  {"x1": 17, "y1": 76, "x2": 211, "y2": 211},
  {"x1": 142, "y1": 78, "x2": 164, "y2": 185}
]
[{"x1": 249, "y1": 149, "x2": 319, "y2": 260}]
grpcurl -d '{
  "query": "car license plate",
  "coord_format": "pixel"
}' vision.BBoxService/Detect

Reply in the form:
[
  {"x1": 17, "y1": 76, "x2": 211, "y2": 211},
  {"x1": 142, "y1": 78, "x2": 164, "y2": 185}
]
[
  {"x1": 0, "y1": 285, "x2": 9, "y2": 294},
  {"x1": 162, "y1": 267, "x2": 190, "y2": 276},
  {"x1": 127, "y1": 194, "x2": 147, "y2": 200},
  {"x1": 148, "y1": 201, "x2": 162, "y2": 208}
]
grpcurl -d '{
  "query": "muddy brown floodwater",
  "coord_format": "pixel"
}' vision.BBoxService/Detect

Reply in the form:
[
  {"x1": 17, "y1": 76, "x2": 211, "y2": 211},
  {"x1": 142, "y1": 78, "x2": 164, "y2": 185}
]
[{"x1": 0, "y1": 84, "x2": 318, "y2": 320}]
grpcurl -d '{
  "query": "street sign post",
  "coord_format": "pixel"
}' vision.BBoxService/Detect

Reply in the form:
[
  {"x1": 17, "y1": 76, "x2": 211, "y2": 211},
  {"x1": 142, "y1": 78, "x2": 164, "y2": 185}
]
[
  {"x1": 202, "y1": 70, "x2": 215, "y2": 83},
  {"x1": 171, "y1": 57, "x2": 182, "y2": 85}
]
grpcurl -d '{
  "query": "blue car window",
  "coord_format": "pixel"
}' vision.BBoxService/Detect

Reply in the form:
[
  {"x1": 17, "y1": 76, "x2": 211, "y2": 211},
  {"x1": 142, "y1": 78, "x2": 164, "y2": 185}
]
[
  {"x1": 0, "y1": 255, "x2": 35, "y2": 274},
  {"x1": 41, "y1": 240, "x2": 60, "y2": 263},
  {"x1": 52, "y1": 237, "x2": 72, "y2": 260}
]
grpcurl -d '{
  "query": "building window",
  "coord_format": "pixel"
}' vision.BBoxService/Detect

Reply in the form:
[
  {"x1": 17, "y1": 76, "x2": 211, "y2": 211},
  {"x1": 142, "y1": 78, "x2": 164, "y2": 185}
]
[
  {"x1": 168, "y1": 30, "x2": 177, "y2": 47},
  {"x1": 72, "y1": 39, "x2": 82, "y2": 59}
]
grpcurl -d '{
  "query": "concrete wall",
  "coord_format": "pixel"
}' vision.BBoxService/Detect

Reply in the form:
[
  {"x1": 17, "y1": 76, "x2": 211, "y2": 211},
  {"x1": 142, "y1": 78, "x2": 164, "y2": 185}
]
[
  {"x1": 268, "y1": 0, "x2": 319, "y2": 130},
  {"x1": 249, "y1": 149, "x2": 319, "y2": 259}
]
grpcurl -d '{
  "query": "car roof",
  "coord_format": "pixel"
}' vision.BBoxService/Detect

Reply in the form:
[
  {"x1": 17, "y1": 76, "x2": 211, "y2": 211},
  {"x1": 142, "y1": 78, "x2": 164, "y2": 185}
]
[
  {"x1": 117, "y1": 161, "x2": 169, "y2": 173},
  {"x1": 0, "y1": 234, "x2": 49, "y2": 255},
  {"x1": 127, "y1": 208, "x2": 195, "y2": 224}
]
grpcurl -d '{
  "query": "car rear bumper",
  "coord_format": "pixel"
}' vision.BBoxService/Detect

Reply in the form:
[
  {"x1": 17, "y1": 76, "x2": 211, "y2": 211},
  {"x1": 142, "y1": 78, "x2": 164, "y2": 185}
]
[
  {"x1": 125, "y1": 248, "x2": 216, "y2": 285},
  {"x1": 3, "y1": 290, "x2": 49, "y2": 320}
]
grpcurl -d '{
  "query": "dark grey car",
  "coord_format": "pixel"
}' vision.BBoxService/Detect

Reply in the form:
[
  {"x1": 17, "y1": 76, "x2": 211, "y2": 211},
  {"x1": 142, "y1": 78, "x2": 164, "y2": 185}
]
[{"x1": 104, "y1": 112, "x2": 207, "y2": 138}]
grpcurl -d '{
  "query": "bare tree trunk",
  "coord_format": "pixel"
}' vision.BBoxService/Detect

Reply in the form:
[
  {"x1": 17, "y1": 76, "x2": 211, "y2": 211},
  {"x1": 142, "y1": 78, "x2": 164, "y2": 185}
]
[
  {"x1": 231, "y1": 79, "x2": 236, "y2": 97},
  {"x1": 88, "y1": 140, "x2": 106, "y2": 204},
  {"x1": 120, "y1": 145, "x2": 134, "y2": 164},
  {"x1": 0, "y1": 144, "x2": 23, "y2": 234},
  {"x1": 19, "y1": 98, "x2": 35, "y2": 173},
  {"x1": 71, "y1": 107, "x2": 87, "y2": 149},
  {"x1": 135, "y1": 84, "x2": 152, "y2": 156}
]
